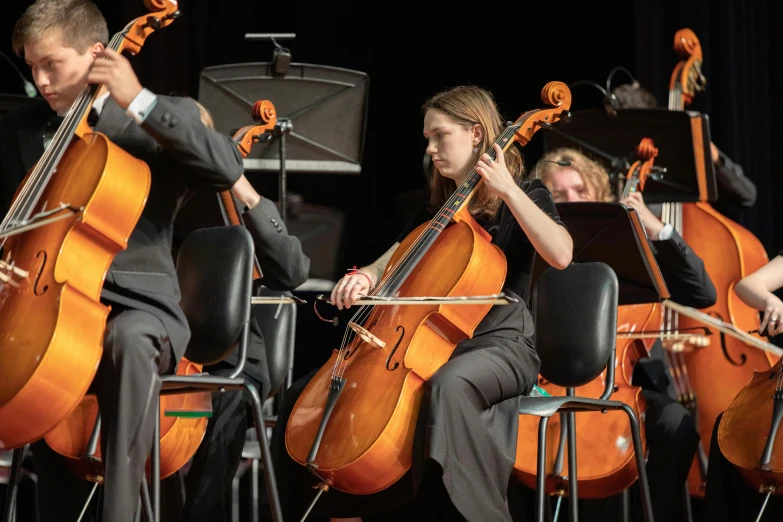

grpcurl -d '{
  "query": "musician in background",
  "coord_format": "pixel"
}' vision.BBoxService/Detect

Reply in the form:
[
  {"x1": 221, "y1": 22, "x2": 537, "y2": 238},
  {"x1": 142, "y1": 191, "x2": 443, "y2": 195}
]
[
  {"x1": 268, "y1": 85, "x2": 572, "y2": 522},
  {"x1": 535, "y1": 148, "x2": 716, "y2": 522},
  {"x1": 701, "y1": 251, "x2": 783, "y2": 521},
  {"x1": 611, "y1": 83, "x2": 757, "y2": 219},
  {"x1": 0, "y1": 1, "x2": 245, "y2": 520},
  {"x1": 175, "y1": 103, "x2": 310, "y2": 522}
]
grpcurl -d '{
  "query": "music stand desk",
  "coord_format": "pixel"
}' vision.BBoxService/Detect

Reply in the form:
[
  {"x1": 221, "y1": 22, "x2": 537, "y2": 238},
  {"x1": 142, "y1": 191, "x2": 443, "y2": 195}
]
[
  {"x1": 543, "y1": 108, "x2": 717, "y2": 204},
  {"x1": 533, "y1": 202, "x2": 669, "y2": 306}
]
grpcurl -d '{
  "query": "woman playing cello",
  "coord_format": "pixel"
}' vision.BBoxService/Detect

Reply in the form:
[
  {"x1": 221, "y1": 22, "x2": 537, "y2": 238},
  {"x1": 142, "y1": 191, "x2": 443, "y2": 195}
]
[
  {"x1": 703, "y1": 251, "x2": 783, "y2": 522},
  {"x1": 270, "y1": 85, "x2": 573, "y2": 521}
]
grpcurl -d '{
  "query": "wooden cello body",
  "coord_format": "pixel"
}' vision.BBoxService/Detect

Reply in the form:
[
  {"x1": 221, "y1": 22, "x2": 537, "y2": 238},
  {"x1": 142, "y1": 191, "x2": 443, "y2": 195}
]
[
  {"x1": 662, "y1": 28, "x2": 774, "y2": 496},
  {"x1": 286, "y1": 212, "x2": 506, "y2": 494},
  {"x1": 0, "y1": 120, "x2": 152, "y2": 449},
  {"x1": 718, "y1": 357, "x2": 783, "y2": 494},
  {"x1": 0, "y1": 0, "x2": 179, "y2": 453},
  {"x1": 513, "y1": 139, "x2": 663, "y2": 498},
  {"x1": 286, "y1": 82, "x2": 572, "y2": 494}
]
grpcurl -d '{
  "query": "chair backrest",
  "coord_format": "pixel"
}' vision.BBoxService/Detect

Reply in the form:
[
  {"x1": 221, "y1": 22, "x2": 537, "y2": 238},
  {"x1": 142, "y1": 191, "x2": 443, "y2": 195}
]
[
  {"x1": 253, "y1": 285, "x2": 297, "y2": 396},
  {"x1": 532, "y1": 262, "x2": 618, "y2": 388},
  {"x1": 176, "y1": 226, "x2": 254, "y2": 365}
]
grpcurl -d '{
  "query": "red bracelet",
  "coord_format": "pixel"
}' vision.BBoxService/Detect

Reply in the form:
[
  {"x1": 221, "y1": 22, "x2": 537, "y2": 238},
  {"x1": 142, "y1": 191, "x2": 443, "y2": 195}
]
[{"x1": 347, "y1": 266, "x2": 375, "y2": 289}]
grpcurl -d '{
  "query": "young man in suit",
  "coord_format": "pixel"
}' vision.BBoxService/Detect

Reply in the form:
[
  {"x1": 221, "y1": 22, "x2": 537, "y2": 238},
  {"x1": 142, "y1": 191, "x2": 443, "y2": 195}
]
[{"x1": 0, "y1": 1, "x2": 244, "y2": 520}]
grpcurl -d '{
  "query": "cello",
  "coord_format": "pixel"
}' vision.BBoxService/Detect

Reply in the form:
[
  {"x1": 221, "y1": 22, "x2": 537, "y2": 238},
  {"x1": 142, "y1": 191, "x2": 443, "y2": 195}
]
[
  {"x1": 217, "y1": 99, "x2": 277, "y2": 281},
  {"x1": 514, "y1": 138, "x2": 662, "y2": 498},
  {"x1": 44, "y1": 99, "x2": 281, "y2": 482},
  {"x1": 662, "y1": 300, "x2": 783, "y2": 506},
  {"x1": 660, "y1": 28, "x2": 775, "y2": 497},
  {"x1": 285, "y1": 82, "x2": 572, "y2": 495},
  {"x1": 0, "y1": 0, "x2": 179, "y2": 451}
]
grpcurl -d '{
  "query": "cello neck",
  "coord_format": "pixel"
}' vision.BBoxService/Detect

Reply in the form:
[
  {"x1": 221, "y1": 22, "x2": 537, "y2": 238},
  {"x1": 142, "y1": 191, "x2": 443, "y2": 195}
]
[
  {"x1": 217, "y1": 190, "x2": 263, "y2": 280},
  {"x1": 375, "y1": 126, "x2": 518, "y2": 298}
]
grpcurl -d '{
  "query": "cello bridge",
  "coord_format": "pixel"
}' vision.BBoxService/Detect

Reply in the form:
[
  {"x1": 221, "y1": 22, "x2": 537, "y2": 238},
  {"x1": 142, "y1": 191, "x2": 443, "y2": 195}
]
[{"x1": 348, "y1": 321, "x2": 386, "y2": 349}]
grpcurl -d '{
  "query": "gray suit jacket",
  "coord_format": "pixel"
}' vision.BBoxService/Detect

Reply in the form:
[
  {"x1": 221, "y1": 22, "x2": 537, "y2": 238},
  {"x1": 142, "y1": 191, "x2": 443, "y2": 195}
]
[{"x1": 0, "y1": 95, "x2": 244, "y2": 363}]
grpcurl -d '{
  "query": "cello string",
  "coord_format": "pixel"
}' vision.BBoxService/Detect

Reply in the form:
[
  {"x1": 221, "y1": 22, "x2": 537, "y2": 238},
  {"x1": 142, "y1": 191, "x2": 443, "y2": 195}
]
[
  {"x1": 374, "y1": 125, "x2": 516, "y2": 296},
  {"x1": 376, "y1": 122, "x2": 520, "y2": 294}
]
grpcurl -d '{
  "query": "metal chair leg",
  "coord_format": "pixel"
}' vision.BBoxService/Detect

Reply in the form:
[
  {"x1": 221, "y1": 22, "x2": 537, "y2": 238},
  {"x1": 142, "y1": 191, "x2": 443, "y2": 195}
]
[
  {"x1": 151, "y1": 405, "x2": 161, "y2": 522},
  {"x1": 251, "y1": 456, "x2": 260, "y2": 522},
  {"x1": 621, "y1": 488, "x2": 631, "y2": 522},
  {"x1": 622, "y1": 404, "x2": 654, "y2": 522},
  {"x1": 232, "y1": 460, "x2": 247, "y2": 522},
  {"x1": 140, "y1": 475, "x2": 154, "y2": 522},
  {"x1": 244, "y1": 380, "x2": 284, "y2": 522},
  {"x1": 566, "y1": 408, "x2": 578, "y2": 522},
  {"x1": 2, "y1": 447, "x2": 24, "y2": 522},
  {"x1": 75, "y1": 482, "x2": 100, "y2": 522},
  {"x1": 681, "y1": 480, "x2": 693, "y2": 522},
  {"x1": 536, "y1": 416, "x2": 550, "y2": 522}
]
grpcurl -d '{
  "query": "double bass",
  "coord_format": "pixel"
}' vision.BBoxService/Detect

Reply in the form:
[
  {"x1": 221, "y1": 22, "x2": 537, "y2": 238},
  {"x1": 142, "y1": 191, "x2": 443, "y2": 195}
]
[
  {"x1": 0, "y1": 0, "x2": 179, "y2": 451},
  {"x1": 44, "y1": 99, "x2": 281, "y2": 482},
  {"x1": 285, "y1": 82, "x2": 572, "y2": 494},
  {"x1": 514, "y1": 138, "x2": 661, "y2": 498},
  {"x1": 660, "y1": 28, "x2": 775, "y2": 497}
]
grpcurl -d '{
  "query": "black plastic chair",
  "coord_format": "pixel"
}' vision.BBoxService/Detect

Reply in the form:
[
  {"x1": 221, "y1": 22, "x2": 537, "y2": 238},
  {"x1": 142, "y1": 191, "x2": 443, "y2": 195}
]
[
  {"x1": 519, "y1": 262, "x2": 654, "y2": 522},
  {"x1": 149, "y1": 226, "x2": 283, "y2": 522}
]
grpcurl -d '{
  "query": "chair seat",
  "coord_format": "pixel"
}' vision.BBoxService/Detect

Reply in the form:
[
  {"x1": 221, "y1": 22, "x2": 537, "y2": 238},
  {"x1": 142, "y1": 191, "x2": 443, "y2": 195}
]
[{"x1": 518, "y1": 396, "x2": 626, "y2": 417}]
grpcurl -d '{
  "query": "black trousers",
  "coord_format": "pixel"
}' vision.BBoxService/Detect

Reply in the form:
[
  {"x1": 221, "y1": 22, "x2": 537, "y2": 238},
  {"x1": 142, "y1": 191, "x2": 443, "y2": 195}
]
[
  {"x1": 32, "y1": 308, "x2": 174, "y2": 522},
  {"x1": 178, "y1": 365, "x2": 264, "y2": 522},
  {"x1": 703, "y1": 412, "x2": 783, "y2": 522}
]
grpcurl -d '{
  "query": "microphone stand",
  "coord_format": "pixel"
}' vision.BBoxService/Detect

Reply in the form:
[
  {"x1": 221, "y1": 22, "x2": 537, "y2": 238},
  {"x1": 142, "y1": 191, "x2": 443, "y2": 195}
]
[{"x1": 273, "y1": 118, "x2": 293, "y2": 222}]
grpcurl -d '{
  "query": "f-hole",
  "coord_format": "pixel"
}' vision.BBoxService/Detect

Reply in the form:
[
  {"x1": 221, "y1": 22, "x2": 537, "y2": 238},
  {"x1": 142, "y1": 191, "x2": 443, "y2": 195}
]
[
  {"x1": 708, "y1": 311, "x2": 746, "y2": 366},
  {"x1": 385, "y1": 326, "x2": 404, "y2": 371},
  {"x1": 33, "y1": 250, "x2": 48, "y2": 296}
]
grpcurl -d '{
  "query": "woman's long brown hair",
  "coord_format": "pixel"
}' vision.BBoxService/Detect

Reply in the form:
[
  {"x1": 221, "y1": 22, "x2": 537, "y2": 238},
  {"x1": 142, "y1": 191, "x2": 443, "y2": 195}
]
[{"x1": 422, "y1": 86, "x2": 525, "y2": 221}]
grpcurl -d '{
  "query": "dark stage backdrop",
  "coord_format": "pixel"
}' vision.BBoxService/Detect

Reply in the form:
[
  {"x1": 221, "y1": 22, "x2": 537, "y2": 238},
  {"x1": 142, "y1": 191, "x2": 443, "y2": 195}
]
[{"x1": 1, "y1": 0, "x2": 782, "y2": 371}]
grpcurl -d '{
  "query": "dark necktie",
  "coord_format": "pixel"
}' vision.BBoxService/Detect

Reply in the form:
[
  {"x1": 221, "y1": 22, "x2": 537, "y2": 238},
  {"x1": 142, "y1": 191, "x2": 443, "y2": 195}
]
[{"x1": 43, "y1": 108, "x2": 99, "y2": 149}]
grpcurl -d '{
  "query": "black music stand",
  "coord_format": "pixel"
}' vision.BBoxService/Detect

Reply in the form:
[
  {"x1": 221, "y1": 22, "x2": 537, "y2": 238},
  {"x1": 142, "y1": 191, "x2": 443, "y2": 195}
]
[
  {"x1": 532, "y1": 202, "x2": 669, "y2": 305},
  {"x1": 197, "y1": 62, "x2": 369, "y2": 221},
  {"x1": 542, "y1": 108, "x2": 717, "y2": 204}
]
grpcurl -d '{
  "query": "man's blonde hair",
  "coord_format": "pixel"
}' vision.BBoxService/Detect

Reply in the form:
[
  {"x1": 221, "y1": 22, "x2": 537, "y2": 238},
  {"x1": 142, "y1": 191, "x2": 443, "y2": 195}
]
[
  {"x1": 12, "y1": 0, "x2": 109, "y2": 56},
  {"x1": 536, "y1": 148, "x2": 614, "y2": 202}
]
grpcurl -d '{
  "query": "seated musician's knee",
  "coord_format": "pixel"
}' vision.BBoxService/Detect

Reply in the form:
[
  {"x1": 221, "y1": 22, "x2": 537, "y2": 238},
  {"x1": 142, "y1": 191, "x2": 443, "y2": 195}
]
[
  {"x1": 649, "y1": 397, "x2": 698, "y2": 443},
  {"x1": 103, "y1": 310, "x2": 169, "y2": 369}
]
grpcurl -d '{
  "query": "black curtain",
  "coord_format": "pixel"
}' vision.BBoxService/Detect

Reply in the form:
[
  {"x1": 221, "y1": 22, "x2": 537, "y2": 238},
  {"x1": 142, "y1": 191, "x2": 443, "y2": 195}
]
[{"x1": 1, "y1": 0, "x2": 779, "y2": 256}]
